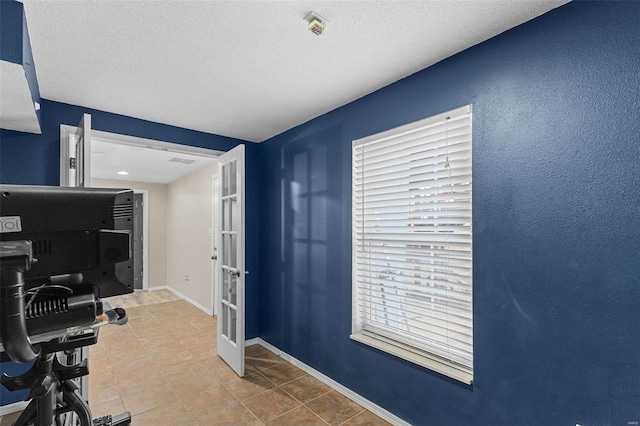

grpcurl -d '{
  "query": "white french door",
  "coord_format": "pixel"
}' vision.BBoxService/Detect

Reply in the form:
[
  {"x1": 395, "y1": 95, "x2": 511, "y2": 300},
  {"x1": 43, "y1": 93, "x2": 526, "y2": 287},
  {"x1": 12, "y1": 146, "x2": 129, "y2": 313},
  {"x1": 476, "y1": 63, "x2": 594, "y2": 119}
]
[
  {"x1": 216, "y1": 144, "x2": 246, "y2": 377},
  {"x1": 60, "y1": 113, "x2": 91, "y2": 187},
  {"x1": 74, "y1": 114, "x2": 91, "y2": 187}
]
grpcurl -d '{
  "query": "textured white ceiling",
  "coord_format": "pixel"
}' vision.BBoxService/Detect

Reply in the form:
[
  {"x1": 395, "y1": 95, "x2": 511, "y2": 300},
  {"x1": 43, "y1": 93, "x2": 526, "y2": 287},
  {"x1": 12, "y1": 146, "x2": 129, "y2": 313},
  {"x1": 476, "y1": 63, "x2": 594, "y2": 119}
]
[{"x1": 20, "y1": 0, "x2": 569, "y2": 142}]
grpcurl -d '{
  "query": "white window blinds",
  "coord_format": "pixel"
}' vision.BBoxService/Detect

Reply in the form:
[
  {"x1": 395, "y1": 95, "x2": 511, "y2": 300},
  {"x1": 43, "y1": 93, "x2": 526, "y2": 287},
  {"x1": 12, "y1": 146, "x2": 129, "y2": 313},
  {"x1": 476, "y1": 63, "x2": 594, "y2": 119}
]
[{"x1": 351, "y1": 105, "x2": 473, "y2": 383}]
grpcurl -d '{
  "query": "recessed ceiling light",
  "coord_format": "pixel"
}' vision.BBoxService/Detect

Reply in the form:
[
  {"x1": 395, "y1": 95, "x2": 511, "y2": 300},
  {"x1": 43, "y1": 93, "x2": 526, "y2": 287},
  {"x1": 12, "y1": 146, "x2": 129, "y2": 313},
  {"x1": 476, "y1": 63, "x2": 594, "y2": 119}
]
[{"x1": 117, "y1": 171, "x2": 129, "y2": 175}]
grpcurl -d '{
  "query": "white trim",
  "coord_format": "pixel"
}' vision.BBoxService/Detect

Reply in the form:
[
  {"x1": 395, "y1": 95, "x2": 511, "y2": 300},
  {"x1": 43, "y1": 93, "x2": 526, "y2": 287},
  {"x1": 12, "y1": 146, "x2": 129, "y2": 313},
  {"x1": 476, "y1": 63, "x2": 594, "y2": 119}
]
[
  {"x1": 61, "y1": 125, "x2": 222, "y2": 162},
  {"x1": 147, "y1": 285, "x2": 169, "y2": 291},
  {"x1": 353, "y1": 104, "x2": 471, "y2": 147},
  {"x1": 351, "y1": 332, "x2": 473, "y2": 385},
  {"x1": 62, "y1": 115, "x2": 92, "y2": 187},
  {"x1": 60, "y1": 124, "x2": 73, "y2": 186},
  {"x1": 246, "y1": 338, "x2": 411, "y2": 426},
  {"x1": 164, "y1": 286, "x2": 213, "y2": 316},
  {"x1": 78, "y1": 114, "x2": 92, "y2": 187},
  {"x1": 244, "y1": 337, "x2": 261, "y2": 347},
  {"x1": 0, "y1": 401, "x2": 28, "y2": 416},
  {"x1": 90, "y1": 129, "x2": 222, "y2": 158}
]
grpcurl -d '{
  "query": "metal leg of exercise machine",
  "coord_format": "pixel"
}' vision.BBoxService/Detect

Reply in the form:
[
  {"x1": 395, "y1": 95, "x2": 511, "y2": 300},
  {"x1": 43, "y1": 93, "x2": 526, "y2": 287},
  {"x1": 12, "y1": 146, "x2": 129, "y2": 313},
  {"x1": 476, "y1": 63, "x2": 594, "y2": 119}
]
[{"x1": 2, "y1": 333, "x2": 131, "y2": 426}]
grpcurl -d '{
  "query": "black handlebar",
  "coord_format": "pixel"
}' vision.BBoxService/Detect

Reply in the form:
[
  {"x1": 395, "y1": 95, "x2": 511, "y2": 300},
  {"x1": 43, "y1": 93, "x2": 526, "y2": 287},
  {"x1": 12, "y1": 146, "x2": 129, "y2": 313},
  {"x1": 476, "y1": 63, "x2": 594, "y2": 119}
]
[{"x1": 0, "y1": 255, "x2": 40, "y2": 363}]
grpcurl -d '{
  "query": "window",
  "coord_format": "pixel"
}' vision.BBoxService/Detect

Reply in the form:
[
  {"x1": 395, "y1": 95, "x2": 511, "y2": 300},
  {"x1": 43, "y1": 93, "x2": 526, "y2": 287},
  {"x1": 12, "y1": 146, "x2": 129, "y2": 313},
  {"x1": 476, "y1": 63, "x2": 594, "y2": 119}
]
[{"x1": 351, "y1": 105, "x2": 473, "y2": 384}]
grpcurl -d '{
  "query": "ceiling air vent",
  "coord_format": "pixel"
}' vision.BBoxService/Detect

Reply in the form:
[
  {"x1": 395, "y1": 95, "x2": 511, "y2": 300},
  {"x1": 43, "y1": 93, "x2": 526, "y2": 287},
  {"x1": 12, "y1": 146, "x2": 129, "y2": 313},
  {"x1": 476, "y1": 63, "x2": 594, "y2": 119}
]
[{"x1": 169, "y1": 157, "x2": 196, "y2": 164}]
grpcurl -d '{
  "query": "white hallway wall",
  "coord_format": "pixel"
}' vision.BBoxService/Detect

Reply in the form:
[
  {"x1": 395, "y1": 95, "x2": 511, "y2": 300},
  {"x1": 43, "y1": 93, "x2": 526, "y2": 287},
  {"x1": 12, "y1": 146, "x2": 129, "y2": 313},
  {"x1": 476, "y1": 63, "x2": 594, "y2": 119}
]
[{"x1": 166, "y1": 162, "x2": 218, "y2": 313}]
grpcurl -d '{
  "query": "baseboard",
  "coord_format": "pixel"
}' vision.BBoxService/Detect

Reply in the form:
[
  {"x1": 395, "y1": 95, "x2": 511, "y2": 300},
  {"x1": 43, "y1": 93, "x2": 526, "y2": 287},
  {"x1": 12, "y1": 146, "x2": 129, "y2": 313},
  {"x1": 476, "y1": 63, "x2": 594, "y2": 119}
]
[
  {"x1": 246, "y1": 338, "x2": 411, "y2": 426},
  {"x1": 245, "y1": 337, "x2": 261, "y2": 346},
  {"x1": 164, "y1": 286, "x2": 213, "y2": 316},
  {"x1": 0, "y1": 401, "x2": 28, "y2": 416},
  {"x1": 147, "y1": 285, "x2": 169, "y2": 292}
]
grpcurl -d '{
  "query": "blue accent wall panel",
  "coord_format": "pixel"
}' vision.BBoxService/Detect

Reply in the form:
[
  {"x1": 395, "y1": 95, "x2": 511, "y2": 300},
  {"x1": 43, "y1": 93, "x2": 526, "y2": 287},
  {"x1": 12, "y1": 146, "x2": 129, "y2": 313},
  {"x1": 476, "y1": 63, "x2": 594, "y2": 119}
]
[{"x1": 258, "y1": 2, "x2": 640, "y2": 425}]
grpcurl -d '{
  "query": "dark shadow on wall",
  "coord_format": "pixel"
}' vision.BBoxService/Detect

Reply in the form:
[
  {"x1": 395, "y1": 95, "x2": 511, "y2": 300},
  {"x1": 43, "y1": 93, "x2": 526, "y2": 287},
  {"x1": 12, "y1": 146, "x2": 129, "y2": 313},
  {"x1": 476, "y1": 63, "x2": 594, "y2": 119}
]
[{"x1": 274, "y1": 123, "x2": 345, "y2": 370}]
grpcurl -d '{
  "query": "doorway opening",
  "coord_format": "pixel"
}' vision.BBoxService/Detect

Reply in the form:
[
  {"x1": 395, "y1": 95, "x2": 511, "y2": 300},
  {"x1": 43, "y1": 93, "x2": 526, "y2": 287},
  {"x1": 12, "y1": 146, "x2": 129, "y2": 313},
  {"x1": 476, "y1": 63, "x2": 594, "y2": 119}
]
[{"x1": 60, "y1": 125, "x2": 222, "y2": 315}]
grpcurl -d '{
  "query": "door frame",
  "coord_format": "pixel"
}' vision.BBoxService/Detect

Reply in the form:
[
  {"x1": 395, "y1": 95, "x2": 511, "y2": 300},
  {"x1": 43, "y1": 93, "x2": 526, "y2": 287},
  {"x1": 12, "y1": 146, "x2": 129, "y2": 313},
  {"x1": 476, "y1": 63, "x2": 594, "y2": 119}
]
[
  {"x1": 60, "y1": 125, "x2": 150, "y2": 291},
  {"x1": 60, "y1": 125, "x2": 72, "y2": 185}
]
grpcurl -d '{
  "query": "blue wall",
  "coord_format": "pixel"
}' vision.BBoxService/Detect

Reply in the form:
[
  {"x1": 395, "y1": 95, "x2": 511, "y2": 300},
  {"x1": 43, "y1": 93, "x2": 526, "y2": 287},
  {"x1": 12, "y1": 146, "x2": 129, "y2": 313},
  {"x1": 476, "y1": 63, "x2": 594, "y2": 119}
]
[
  {"x1": 258, "y1": 1, "x2": 640, "y2": 425},
  {"x1": 0, "y1": 99, "x2": 261, "y2": 404}
]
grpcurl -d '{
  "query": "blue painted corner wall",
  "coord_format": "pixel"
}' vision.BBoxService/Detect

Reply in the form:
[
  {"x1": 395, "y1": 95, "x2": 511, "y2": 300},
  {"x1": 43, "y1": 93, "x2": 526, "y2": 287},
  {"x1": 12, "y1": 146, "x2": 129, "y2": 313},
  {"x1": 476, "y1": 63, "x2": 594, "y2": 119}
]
[
  {"x1": 257, "y1": 1, "x2": 640, "y2": 425},
  {"x1": 0, "y1": 100, "x2": 261, "y2": 405}
]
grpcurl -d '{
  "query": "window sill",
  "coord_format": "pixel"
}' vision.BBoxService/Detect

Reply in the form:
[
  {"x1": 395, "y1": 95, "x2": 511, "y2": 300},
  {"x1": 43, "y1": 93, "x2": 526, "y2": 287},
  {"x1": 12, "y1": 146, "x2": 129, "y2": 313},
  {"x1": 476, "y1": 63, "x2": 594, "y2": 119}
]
[{"x1": 350, "y1": 331, "x2": 473, "y2": 385}]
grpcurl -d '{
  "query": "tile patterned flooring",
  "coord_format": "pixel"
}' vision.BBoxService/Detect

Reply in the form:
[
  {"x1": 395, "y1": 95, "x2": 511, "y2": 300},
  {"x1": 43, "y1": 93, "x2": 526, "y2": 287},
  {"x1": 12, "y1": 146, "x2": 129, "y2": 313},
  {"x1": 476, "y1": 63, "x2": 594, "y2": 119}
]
[{"x1": 1, "y1": 290, "x2": 392, "y2": 426}]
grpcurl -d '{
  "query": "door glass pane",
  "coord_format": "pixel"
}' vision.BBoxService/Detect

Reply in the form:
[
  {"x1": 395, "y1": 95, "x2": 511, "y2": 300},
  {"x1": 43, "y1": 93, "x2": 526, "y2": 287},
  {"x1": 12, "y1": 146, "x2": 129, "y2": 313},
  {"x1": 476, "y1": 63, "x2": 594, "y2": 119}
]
[
  {"x1": 229, "y1": 161, "x2": 237, "y2": 195},
  {"x1": 223, "y1": 234, "x2": 229, "y2": 266},
  {"x1": 230, "y1": 275, "x2": 237, "y2": 306},
  {"x1": 222, "y1": 304, "x2": 229, "y2": 339},
  {"x1": 231, "y1": 198, "x2": 238, "y2": 232},
  {"x1": 230, "y1": 234, "x2": 237, "y2": 269},
  {"x1": 222, "y1": 199, "x2": 228, "y2": 232},
  {"x1": 222, "y1": 164, "x2": 229, "y2": 196},
  {"x1": 230, "y1": 308, "x2": 237, "y2": 344},
  {"x1": 222, "y1": 272, "x2": 229, "y2": 302}
]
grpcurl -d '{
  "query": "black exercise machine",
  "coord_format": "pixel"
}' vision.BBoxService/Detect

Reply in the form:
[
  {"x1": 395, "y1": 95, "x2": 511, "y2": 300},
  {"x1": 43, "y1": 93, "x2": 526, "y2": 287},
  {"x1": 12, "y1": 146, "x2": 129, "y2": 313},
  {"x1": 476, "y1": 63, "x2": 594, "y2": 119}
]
[{"x1": 1, "y1": 185, "x2": 136, "y2": 426}]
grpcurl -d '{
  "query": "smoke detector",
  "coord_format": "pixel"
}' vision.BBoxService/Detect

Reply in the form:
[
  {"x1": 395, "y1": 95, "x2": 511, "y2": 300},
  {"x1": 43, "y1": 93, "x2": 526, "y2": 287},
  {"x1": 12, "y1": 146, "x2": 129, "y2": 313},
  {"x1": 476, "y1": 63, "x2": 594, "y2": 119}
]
[{"x1": 304, "y1": 11, "x2": 328, "y2": 36}]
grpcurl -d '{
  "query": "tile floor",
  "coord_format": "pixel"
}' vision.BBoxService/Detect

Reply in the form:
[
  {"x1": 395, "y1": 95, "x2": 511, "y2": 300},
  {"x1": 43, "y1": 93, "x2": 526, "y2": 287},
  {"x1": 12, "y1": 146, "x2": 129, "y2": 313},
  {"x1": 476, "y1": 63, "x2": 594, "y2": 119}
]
[{"x1": 1, "y1": 290, "x2": 392, "y2": 426}]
